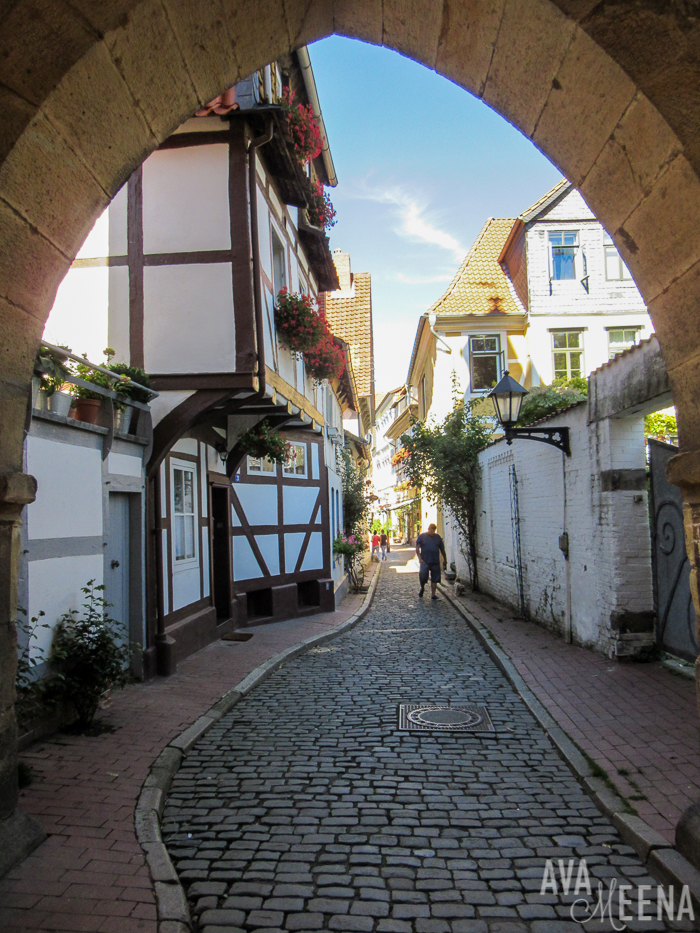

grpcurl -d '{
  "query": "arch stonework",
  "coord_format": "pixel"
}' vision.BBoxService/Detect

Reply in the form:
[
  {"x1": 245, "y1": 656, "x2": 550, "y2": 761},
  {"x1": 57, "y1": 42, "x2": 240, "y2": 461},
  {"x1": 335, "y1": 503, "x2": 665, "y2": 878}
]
[{"x1": 2, "y1": 0, "x2": 700, "y2": 834}]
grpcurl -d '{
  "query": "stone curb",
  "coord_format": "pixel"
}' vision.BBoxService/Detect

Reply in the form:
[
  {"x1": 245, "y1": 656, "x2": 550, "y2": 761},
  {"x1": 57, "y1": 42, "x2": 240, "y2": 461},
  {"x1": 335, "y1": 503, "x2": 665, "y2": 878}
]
[
  {"x1": 439, "y1": 585, "x2": 700, "y2": 913},
  {"x1": 135, "y1": 565, "x2": 382, "y2": 932}
]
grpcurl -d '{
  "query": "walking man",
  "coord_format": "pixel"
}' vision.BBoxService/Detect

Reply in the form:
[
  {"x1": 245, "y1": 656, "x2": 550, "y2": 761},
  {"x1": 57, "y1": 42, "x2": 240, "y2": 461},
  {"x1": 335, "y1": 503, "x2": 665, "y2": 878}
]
[
  {"x1": 416, "y1": 523, "x2": 447, "y2": 600},
  {"x1": 380, "y1": 530, "x2": 389, "y2": 561}
]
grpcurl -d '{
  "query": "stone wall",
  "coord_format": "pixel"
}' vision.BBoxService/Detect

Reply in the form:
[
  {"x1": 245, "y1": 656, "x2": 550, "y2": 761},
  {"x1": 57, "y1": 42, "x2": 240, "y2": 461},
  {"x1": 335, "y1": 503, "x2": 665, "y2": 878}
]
[{"x1": 452, "y1": 400, "x2": 656, "y2": 657}]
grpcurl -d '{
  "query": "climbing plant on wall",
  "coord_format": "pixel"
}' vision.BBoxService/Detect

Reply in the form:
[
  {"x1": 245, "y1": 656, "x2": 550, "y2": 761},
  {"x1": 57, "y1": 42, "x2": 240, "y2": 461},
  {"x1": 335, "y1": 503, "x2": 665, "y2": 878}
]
[{"x1": 399, "y1": 400, "x2": 491, "y2": 591}]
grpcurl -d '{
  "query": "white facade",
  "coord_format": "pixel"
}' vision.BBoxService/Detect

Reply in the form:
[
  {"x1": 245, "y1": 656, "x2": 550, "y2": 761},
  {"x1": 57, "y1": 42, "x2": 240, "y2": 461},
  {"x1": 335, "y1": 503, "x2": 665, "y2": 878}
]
[{"x1": 524, "y1": 188, "x2": 651, "y2": 387}]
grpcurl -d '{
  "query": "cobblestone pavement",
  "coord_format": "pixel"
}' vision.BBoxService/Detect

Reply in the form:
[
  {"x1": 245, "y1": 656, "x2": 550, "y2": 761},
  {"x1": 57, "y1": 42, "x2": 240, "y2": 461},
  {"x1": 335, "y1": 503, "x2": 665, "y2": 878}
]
[
  {"x1": 449, "y1": 586, "x2": 700, "y2": 842},
  {"x1": 162, "y1": 561, "x2": 694, "y2": 932}
]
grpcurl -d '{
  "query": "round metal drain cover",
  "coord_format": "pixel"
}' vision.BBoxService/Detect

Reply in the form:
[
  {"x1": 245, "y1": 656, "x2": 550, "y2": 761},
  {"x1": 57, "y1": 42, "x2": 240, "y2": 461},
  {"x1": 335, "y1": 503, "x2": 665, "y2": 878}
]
[{"x1": 408, "y1": 706, "x2": 482, "y2": 728}]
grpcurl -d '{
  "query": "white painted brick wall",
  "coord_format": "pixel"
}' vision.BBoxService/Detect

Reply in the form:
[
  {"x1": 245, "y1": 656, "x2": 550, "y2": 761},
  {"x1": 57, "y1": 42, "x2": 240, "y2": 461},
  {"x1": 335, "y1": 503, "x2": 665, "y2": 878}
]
[{"x1": 450, "y1": 403, "x2": 654, "y2": 655}]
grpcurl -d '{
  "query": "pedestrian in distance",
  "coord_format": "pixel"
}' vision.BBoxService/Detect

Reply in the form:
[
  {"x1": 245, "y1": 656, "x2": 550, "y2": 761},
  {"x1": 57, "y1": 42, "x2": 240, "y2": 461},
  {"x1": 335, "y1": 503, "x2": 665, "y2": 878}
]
[
  {"x1": 380, "y1": 530, "x2": 389, "y2": 561},
  {"x1": 371, "y1": 531, "x2": 380, "y2": 561},
  {"x1": 416, "y1": 523, "x2": 447, "y2": 600}
]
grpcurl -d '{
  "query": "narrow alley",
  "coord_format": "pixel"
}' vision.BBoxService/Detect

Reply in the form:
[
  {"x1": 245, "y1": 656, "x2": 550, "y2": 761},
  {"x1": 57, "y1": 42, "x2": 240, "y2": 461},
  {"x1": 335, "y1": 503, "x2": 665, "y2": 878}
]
[{"x1": 161, "y1": 553, "x2": 693, "y2": 932}]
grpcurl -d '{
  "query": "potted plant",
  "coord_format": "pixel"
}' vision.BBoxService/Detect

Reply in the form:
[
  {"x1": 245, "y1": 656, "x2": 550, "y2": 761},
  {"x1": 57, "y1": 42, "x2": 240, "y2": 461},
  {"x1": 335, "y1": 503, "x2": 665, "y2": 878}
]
[
  {"x1": 303, "y1": 327, "x2": 346, "y2": 384},
  {"x1": 108, "y1": 360, "x2": 152, "y2": 433},
  {"x1": 238, "y1": 419, "x2": 293, "y2": 464},
  {"x1": 48, "y1": 580, "x2": 131, "y2": 732},
  {"x1": 306, "y1": 180, "x2": 337, "y2": 230},
  {"x1": 277, "y1": 86, "x2": 323, "y2": 165},
  {"x1": 274, "y1": 288, "x2": 325, "y2": 354},
  {"x1": 34, "y1": 345, "x2": 73, "y2": 416}
]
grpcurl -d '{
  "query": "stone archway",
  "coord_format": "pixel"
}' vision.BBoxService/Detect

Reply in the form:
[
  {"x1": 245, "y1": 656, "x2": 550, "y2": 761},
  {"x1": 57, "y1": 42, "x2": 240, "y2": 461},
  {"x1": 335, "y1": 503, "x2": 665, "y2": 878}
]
[{"x1": 2, "y1": 0, "x2": 700, "y2": 842}]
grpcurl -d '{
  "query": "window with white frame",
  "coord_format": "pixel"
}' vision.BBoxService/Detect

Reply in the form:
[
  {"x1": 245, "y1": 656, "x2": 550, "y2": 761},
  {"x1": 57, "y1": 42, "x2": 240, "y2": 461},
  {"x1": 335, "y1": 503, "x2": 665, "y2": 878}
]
[
  {"x1": 272, "y1": 227, "x2": 287, "y2": 295},
  {"x1": 283, "y1": 442, "x2": 307, "y2": 477},
  {"x1": 552, "y1": 331, "x2": 584, "y2": 381},
  {"x1": 247, "y1": 455, "x2": 276, "y2": 474},
  {"x1": 171, "y1": 461, "x2": 198, "y2": 565},
  {"x1": 468, "y1": 335, "x2": 501, "y2": 391},
  {"x1": 608, "y1": 327, "x2": 640, "y2": 359},
  {"x1": 549, "y1": 230, "x2": 578, "y2": 280},
  {"x1": 603, "y1": 232, "x2": 632, "y2": 281}
]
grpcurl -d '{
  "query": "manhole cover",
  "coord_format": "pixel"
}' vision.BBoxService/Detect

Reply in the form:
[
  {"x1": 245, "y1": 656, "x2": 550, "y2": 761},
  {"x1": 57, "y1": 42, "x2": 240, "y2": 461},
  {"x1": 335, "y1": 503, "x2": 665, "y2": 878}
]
[{"x1": 398, "y1": 703, "x2": 495, "y2": 732}]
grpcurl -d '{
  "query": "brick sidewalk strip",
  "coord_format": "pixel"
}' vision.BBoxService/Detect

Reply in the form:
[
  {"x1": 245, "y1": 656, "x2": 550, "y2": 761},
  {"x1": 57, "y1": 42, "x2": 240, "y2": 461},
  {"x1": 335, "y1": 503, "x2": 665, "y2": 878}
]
[
  {"x1": 159, "y1": 552, "x2": 694, "y2": 932},
  {"x1": 447, "y1": 584, "x2": 700, "y2": 843},
  {"x1": 0, "y1": 564, "x2": 377, "y2": 933}
]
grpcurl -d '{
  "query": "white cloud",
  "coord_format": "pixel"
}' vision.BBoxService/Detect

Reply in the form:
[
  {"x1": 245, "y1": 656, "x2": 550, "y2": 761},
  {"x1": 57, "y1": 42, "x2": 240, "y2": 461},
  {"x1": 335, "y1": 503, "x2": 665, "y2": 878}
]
[{"x1": 350, "y1": 181, "x2": 466, "y2": 262}]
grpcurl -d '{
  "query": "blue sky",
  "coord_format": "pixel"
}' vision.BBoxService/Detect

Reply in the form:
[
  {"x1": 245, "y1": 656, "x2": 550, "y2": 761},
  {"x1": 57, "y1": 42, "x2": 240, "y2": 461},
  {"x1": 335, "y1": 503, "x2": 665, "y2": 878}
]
[{"x1": 309, "y1": 37, "x2": 563, "y2": 392}]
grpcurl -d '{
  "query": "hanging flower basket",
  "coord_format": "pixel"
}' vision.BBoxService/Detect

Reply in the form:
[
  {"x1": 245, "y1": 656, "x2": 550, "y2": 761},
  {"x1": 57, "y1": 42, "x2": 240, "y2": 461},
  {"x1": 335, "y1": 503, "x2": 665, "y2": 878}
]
[
  {"x1": 274, "y1": 288, "x2": 325, "y2": 353},
  {"x1": 238, "y1": 419, "x2": 293, "y2": 465},
  {"x1": 307, "y1": 180, "x2": 337, "y2": 230},
  {"x1": 303, "y1": 327, "x2": 346, "y2": 384},
  {"x1": 390, "y1": 447, "x2": 411, "y2": 466},
  {"x1": 333, "y1": 532, "x2": 366, "y2": 558},
  {"x1": 278, "y1": 86, "x2": 323, "y2": 166}
]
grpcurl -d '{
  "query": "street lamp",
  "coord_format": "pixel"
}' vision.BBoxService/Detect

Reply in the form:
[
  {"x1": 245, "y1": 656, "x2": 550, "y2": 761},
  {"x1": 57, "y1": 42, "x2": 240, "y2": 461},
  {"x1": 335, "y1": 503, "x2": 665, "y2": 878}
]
[{"x1": 488, "y1": 371, "x2": 571, "y2": 456}]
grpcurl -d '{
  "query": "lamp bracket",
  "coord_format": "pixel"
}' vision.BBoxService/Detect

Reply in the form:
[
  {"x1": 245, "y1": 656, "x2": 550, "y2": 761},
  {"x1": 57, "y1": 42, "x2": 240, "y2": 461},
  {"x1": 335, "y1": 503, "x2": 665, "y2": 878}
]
[{"x1": 504, "y1": 426, "x2": 571, "y2": 457}]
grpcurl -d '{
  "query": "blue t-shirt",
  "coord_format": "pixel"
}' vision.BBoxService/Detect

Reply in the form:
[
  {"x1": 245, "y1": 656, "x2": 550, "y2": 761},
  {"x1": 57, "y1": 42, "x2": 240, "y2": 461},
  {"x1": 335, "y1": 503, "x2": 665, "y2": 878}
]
[{"x1": 416, "y1": 532, "x2": 444, "y2": 565}]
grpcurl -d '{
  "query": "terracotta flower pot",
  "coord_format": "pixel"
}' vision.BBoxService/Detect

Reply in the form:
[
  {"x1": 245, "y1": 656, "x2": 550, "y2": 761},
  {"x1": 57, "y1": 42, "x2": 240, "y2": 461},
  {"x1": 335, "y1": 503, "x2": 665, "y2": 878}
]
[{"x1": 74, "y1": 398, "x2": 102, "y2": 424}]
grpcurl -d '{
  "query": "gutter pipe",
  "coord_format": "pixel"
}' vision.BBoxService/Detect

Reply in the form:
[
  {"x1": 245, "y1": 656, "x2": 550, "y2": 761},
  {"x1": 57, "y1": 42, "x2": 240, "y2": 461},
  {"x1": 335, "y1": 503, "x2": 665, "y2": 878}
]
[
  {"x1": 296, "y1": 46, "x2": 338, "y2": 188},
  {"x1": 249, "y1": 118, "x2": 275, "y2": 404},
  {"x1": 428, "y1": 313, "x2": 452, "y2": 354}
]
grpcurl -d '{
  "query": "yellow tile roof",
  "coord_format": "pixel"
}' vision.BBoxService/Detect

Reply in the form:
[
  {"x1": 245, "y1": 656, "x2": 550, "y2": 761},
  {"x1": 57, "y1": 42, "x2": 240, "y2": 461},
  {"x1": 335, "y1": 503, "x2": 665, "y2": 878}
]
[
  {"x1": 324, "y1": 271, "x2": 374, "y2": 399},
  {"x1": 428, "y1": 217, "x2": 526, "y2": 318}
]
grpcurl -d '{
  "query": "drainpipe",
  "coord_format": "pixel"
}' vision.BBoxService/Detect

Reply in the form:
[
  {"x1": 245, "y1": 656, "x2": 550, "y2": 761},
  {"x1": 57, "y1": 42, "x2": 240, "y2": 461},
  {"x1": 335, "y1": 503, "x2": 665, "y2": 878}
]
[
  {"x1": 428, "y1": 313, "x2": 452, "y2": 354},
  {"x1": 249, "y1": 119, "x2": 274, "y2": 404},
  {"x1": 296, "y1": 46, "x2": 337, "y2": 188},
  {"x1": 153, "y1": 468, "x2": 175, "y2": 675}
]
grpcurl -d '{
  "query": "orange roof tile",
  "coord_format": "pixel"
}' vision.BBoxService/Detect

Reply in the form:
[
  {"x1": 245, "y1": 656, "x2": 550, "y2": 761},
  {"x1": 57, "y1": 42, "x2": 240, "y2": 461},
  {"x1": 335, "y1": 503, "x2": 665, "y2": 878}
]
[
  {"x1": 428, "y1": 218, "x2": 525, "y2": 318},
  {"x1": 324, "y1": 270, "x2": 374, "y2": 399}
]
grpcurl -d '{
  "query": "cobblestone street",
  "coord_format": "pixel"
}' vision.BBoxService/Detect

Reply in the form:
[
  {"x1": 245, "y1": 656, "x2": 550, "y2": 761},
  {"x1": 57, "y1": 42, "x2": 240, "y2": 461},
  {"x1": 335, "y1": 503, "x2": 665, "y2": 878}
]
[{"x1": 162, "y1": 559, "x2": 693, "y2": 932}]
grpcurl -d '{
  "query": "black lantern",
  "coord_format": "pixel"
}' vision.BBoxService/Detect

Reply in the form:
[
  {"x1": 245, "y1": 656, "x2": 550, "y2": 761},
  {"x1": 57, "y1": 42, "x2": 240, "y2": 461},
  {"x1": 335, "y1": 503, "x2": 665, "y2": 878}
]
[
  {"x1": 488, "y1": 372, "x2": 527, "y2": 427},
  {"x1": 488, "y1": 371, "x2": 571, "y2": 456}
]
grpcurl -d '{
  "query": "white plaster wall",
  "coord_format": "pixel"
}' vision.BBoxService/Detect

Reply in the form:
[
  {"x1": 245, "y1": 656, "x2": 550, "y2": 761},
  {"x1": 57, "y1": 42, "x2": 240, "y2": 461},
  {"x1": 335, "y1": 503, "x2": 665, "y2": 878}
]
[
  {"x1": 284, "y1": 533, "x2": 305, "y2": 573},
  {"x1": 172, "y1": 438, "x2": 198, "y2": 456},
  {"x1": 172, "y1": 566, "x2": 201, "y2": 611},
  {"x1": 257, "y1": 534, "x2": 280, "y2": 576},
  {"x1": 77, "y1": 208, "x2": 109, "y2": 259},
  {"x1": 27, "y1": 437, "x2": 103, "y2": 539},
  {"x1": 525, "y1": 189, "x2": 651, "y2": 385},
  {"x1": 142, "y1": 146, "x2": 231, "y2": 253},
  {"x1": 453, "y1": 404, "x2": 654, "y2": 653},
  {"x1": 282, "y1": 486, "x2": 319, "y2": 525},
  {"x1": 107, "y1": 452, "x2": 142, "y2": 477},
  {"x1": 234, "y1": 484, "x2": 278, "y2": 526},
  {"x1": 257, "y1": 194, "x2": 272, "y2": 280},
  {"x1": 527, "y1": 314, "x2": 653, "y2": 387},
  {"x1": 301, "y1": 532, "x2": 323, "y2": 571},
  {"x1": 109, "y1": 185, "x2": 128, "y2": 256},
  {"x1": 149, "y1": 390, "x2": 196, "y2": 429},
  {"x1": 233, "y1": 536, "x2": 263, "y2": 581},
  {"x1": 143, "y1": 263, "x2": 235, "y2": 373},
  {"x1": 107, "y1": 265, "x2": 130, "y2": 363},
  {"x1": 28, "y1": 555, "x2": 104, "y2": 661},
  {"x1": 43, "y1": 266, "x2": 109, "y2": 363}
]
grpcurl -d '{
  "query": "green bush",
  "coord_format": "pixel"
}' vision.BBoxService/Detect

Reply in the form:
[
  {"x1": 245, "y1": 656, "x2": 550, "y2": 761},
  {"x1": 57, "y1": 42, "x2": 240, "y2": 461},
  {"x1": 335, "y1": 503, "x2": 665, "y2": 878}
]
[
  {"x1": 49, "y1": 581, "x2": 131, "y2": 730},
  {"x1": 518, "y1": 379, "x2": 587, "y2": 426}
]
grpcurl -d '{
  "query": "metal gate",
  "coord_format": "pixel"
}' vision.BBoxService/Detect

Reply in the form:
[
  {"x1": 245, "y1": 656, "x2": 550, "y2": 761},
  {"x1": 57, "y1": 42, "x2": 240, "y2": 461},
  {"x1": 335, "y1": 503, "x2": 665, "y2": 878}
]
[{"x1": 648, "y1": 438, "x2": 698, "y2": 661}]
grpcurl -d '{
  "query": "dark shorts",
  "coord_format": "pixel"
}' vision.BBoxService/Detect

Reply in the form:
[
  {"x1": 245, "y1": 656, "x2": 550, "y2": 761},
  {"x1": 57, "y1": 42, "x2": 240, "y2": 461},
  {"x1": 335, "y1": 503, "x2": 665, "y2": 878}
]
[{"x1": 419, "y1": 562, "x2": 441, "y2": 586}]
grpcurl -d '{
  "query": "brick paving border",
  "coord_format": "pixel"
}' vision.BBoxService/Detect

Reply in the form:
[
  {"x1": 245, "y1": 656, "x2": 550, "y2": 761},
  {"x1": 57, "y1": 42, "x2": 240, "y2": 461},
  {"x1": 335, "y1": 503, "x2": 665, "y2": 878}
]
[
  {"x1": 0, "y1": 563, "x2": 379, "y2": 933},
  {"x1": 135, "y1": 565, "x2": 382, "y2": 932},
  {"x1": 439, "y1": 583, "x2": 700, "y2": 914},
  {"x1": 440, "y1": 582, "x2": 700, "y2": 841}
]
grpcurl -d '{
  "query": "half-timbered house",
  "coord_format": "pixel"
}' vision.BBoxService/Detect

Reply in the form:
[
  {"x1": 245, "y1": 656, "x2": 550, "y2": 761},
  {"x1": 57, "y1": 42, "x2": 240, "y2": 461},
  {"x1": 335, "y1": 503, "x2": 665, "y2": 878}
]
[{"x1": 39, "y1": 48, "x2": 357, "y2": 676}]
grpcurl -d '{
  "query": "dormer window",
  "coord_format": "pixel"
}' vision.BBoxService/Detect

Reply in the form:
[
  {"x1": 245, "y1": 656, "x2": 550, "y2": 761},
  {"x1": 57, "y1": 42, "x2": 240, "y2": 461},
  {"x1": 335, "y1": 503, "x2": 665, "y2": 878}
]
[
  {"x1": 468, "y1": 335, "x2": 501, "y2": 391},
  {"x1": 549, "y1": 231, "x2": 578, "y2": 280},
  {"x1": 604, "y1": 232, "x2": 632, "y2": 281}
]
